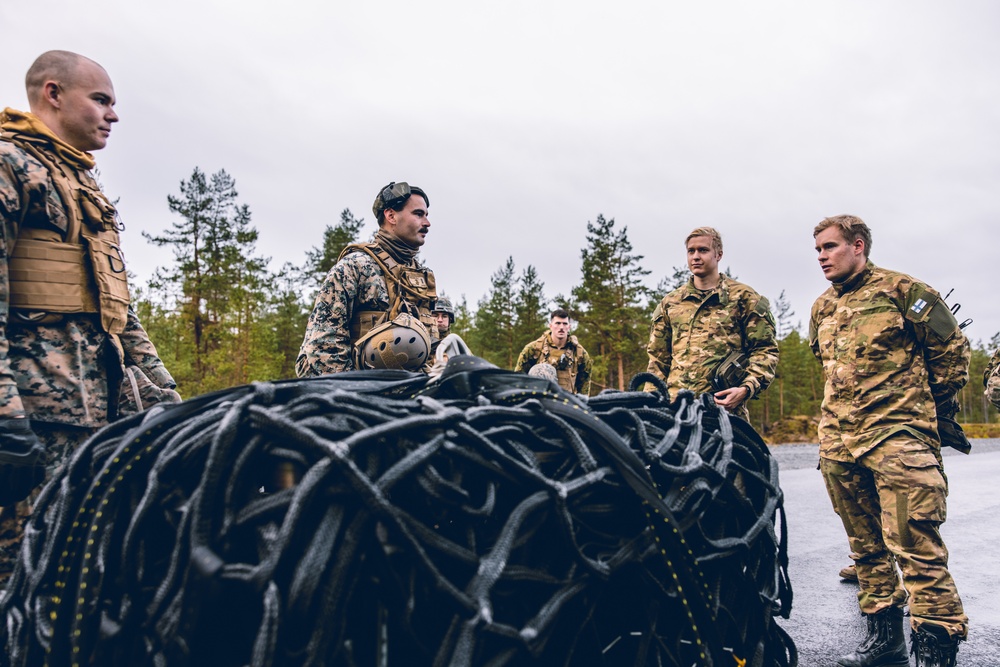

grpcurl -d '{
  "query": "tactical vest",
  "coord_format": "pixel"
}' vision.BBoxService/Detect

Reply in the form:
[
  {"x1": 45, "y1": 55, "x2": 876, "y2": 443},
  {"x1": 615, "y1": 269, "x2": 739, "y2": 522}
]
[
  {"x1": 3, "y1": 135, "x2": 130, "y2": 336},
  {"x1": 342, "y1": 243, "x2": 438, "y2": 344},
  {"x1": 539, "y1": 335, "x2": 581, "y2": 393}
]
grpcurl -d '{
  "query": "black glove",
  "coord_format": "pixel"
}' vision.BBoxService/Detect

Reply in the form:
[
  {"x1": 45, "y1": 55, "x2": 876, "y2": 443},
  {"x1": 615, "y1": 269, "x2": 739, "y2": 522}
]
[
  {"x1": 0, "y1": 418, "x2": 47, "y2": 505},
  {"x1": 937, "y1": 415, "x2": 972, "y2": 454},
  {"x1": 934, "y1": 396, "x2": 971, "y2": 454}
]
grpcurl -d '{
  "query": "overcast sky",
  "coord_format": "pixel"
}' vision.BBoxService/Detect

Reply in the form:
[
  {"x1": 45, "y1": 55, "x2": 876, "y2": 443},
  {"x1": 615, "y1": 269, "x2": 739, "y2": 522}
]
[{"x1": 2, "y1": 1, "x2": 998, "y2": 350}]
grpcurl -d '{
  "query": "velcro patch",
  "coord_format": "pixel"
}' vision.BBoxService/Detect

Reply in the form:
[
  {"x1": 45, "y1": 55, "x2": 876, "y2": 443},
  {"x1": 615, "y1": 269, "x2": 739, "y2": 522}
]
[{"x1": 910, "y1": 299, "x2": 927, "y2": 315}]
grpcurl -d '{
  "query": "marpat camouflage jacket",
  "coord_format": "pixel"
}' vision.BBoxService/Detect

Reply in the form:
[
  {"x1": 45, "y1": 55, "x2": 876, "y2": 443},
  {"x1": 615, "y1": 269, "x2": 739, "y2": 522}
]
[
  {"x1": 296, "y1": 247, "x2": 434, "y2": 376},
  {"x1": 0, "y1": 138, "x2": 176, "y2": 427},
  {"x1": 646, "y1": 275, "x2": 778, "y2": 400},
  {"x1": 809, "y1": 261, "x2": 970, "y2": 462}
]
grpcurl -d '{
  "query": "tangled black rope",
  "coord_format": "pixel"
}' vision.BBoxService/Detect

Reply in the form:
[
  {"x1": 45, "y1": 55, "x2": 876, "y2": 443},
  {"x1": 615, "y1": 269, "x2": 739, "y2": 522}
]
[{"x1": 0, "y1": 356, "x2": 795, "y2": 667}]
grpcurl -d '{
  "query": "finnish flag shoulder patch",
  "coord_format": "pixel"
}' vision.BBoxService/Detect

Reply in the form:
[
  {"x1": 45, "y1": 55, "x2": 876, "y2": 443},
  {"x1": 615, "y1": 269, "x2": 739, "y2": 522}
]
[{"x1": 910, "y1": 298, "x2": 928, "y2": 315}]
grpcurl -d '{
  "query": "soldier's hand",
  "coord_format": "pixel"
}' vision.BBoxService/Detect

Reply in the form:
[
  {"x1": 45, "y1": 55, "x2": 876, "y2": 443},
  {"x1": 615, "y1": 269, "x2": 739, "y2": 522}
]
[
  {"x1": 713, "y1": 386, "x2": 750, "y2": 411},
  {"x1": 0, "y1": 418, "x2": 46, "y2": 506}
]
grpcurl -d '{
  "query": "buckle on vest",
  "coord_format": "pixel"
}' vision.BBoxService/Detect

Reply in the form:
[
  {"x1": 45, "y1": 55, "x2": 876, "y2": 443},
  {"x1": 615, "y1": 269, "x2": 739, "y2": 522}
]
[{"x1": 108, "y1": 244, "x2": 127, "y2": 273}]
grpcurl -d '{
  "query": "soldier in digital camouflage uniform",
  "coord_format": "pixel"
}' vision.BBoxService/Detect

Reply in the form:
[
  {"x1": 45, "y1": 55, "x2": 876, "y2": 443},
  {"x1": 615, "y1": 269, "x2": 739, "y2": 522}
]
[
  {"x1": 645, "y1": 227, "x2": 778, "y2": 421},
  {"x1": 0, "y1": 51, "x2": 179, "y2": 584},
  {"x1": 515, "y1": 309, "x2": 592, "y2": 394},
  {"x1": 810, "y1": 215, "x2": 968, "y2": 667},
  {"x1": 296, "y1": 182, "x2": 438, "y2": 375},
  {"x1": 985, "y1": 347, "x2": 1000, "y2": 411}
]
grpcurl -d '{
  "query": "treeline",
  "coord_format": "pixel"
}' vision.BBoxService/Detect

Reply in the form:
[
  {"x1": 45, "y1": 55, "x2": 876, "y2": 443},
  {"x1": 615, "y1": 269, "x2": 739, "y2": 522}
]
[{"x1": 132, "y1": 168, "x2": 1000, "y2": 431}]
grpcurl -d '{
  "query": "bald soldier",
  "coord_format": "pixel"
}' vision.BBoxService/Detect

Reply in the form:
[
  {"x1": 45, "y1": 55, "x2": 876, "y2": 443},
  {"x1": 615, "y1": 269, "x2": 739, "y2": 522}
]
[
  {"x1": 0, "y1": 51, "x2": 178, "y2": 580},
  {"x1": 646, "y1": 227, "x2": 778, "y2": 420},
  {"x1": 810, "y1": 215, "x2": 969, "y2": 667}
]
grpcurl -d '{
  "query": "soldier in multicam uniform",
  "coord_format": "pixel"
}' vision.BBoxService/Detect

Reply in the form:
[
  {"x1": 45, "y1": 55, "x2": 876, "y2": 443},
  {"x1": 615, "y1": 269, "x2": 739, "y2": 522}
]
[
  {"x1": 0, "y1": 51, "x2": 178, "y2": 583},
  {"x1": 645, "y1": 227, "x2": 778, "y2": 421},
  {"x1": 296, "y1": 182, "x2": 438, "y2": 375},
  {"x1": 515, "y1": 309, "x2": 592, "y2": 394},
  {"x1": 810, "y1": 215, "x2": 969, "y2": 667},
  {"x1": 985, "y1": 347, "x2": 1000, "y2": 410}
]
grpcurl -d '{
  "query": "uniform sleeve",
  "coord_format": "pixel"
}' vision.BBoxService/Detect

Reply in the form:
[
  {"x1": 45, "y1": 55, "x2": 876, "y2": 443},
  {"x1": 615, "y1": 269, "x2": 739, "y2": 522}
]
[
  {"x1": 904, "y1": 283, "x2": 969, "y2": 404},
  {"x1": 295, "y1": 258, "x2": 360, "y2": 376},
  {"x1": 645, "y1": 299, "x2": 672, "y2": 382},
  {"x1": 808, "y1": 301, "x2": 823, "y2": 362},
  {"x1": 985, "y1": 348, "x2": 1000, "y2": 410},
  {"x1": 120, "y1": 306, "x2": 176, "y2": 389},
  {"x1": 0, "y1": 160, "x2": 25, "y2": 418},
  {"x1": 741, "y1": 294, "x2": 779, "y2": 399},
  {"x1": 575, "y1": 345, "x2": 593, "y2": 393},
  {"x1": 514, "y1": 342, "x2": 537, "y2": 373}
]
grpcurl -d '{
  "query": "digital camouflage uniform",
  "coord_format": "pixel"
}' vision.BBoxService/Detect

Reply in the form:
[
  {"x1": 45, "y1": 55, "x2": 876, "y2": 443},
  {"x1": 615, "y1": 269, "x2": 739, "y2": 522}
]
[
  {"x1": 515, "y1": 332, "x2": 592, "y2": 394},
  {"x1": 809, "y1": 261, "x2": 970, "y2": 639},
  {"x1": 985, "y1": 347, "x2": 1000, "y2": 410},
  {"x1": 0, "y1": 110, "x2": 178, "y2": 581},
  {"x1": 645, "y1": 275, "x2": 778, "y2": 420},
  {"x1": 296, "y1": 244, "x2": 437, "y2": 376}
]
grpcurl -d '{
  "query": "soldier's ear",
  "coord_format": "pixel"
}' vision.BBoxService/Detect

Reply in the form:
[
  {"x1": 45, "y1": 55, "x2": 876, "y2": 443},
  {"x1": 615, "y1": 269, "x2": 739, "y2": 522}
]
[{"x1": 41, "y1": 81, "x2": 62, "y2": 109}]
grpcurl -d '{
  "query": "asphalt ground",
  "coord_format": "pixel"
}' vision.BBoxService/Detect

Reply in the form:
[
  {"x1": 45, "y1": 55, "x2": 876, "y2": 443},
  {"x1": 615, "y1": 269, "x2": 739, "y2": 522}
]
[{"x1": 769, "y1": 438, "x2": 1000, "y2": 666}]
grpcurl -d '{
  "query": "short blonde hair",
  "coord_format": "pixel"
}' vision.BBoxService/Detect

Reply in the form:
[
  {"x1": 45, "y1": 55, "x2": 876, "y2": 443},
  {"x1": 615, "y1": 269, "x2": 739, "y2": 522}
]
[
  {"x1": 813, "y1": 215, "x2": 872, "y2": 258},
  {"x1": 685, "y1": 227, "x2": 723, "y2": 253}
]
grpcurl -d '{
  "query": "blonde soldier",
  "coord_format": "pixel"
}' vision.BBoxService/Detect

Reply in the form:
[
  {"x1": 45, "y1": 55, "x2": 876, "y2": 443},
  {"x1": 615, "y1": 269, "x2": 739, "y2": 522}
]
[
  {"x1": 296, "y1": 182, "x2": 438, "y2": 375},
  {"x1": 645, "y1": 227, "x2": 777, "y2": 420},
  {"x1": 985, "y1": 347, "x2": 1000, "y2": 410},
  {"x1": 0, "y1": 51, "x2": 178, "y2": 580},
  {"x1": 810, "y1": 215, "x2": 969, "y2": 667},
  {"x1": 515, "y1": 309, "x2": 592, "y2": 394}
]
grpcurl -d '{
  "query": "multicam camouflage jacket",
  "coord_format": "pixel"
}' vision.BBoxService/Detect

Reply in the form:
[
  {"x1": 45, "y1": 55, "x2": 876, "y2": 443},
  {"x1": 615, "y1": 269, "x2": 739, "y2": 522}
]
[
  {"x1": 985, "y1": 348, "x2": 1000, "y2": 410},
  {"x1": 514, "y1": 331, "x2": 593, "y2": 393},
  {"x1": 645, "y1": 275, "x2": 778, "y2": 402},
  {"x1": 0, "y1": 136, "x2": 177, "y2": 428},
  {"x1": 296, "y1": 247, "x2": 435, "y2": 376},
  {"x1": 809, "y1": 261, "x2": 970, "y2": 462}
]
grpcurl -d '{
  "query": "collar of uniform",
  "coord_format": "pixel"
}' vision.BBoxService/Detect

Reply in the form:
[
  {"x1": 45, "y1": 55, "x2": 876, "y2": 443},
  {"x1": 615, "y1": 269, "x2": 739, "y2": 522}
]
[
  {"x1": 0, "y1": 107, "x2": 96, "y2": 171},
  {"x1": 681, "y1": 275, "x2": 729, "y2": 305},
  {"x1": 544, "y1": 331, "x2": 573, "y2": 349},
  {"x1": 831, "y1": 260, "x2": 875, "y2": 296}
]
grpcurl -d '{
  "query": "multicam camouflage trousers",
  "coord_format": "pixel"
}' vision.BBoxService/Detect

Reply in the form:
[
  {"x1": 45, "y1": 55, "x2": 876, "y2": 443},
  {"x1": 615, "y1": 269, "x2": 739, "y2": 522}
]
[
  {"x1": 0, "y1": 423, "x2": 96, "y2": 587},
  {"x1": 820, "y1": 433, "x2": 967, "y2": 639}
]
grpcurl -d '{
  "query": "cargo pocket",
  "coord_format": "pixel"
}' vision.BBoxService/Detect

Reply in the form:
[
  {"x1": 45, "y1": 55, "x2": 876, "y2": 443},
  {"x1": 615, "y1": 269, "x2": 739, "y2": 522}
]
[{"x1": 893, "y1": 448, "x2": 946, "y2": 548}]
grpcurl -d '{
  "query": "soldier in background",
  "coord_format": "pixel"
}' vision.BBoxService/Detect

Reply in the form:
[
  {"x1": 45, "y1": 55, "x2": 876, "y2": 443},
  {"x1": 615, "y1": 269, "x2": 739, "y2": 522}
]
[
  {"x1": 810, "y1": 215, "x2": 968, "y2": 667},
  {"x1": 0, "y1": 50, "x2": 178, "y2": 582},
  {"x1": 985, "y1": 347, "x2": 1000, "y2": 410},
  {"x1": 433, "y1": 296, "x2": 454, "y2": 338},
  {"x1": 645, "y1": 227, "x2": 778, "y2": 421},
  {"x1": 296, "y1": 182, "x2": 438, "y2": 375},
  {"x1": 515, "y1": 309, "x2": 592, "y2": 394}
]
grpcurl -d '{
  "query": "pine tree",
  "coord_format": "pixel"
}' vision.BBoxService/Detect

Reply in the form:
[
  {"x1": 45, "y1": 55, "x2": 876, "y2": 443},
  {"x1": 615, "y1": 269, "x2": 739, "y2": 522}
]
[
  {"x1": 143, "y1": 167, "x2": 271, "y2": 394},
  {"x1": 475, "y1": 257, "x2": 518, "y2": 367},
  {"x1": 302, "y1": 208, "x2": 365, "y2": 291},
  {"x1": 513, "y1": 265, "x2": 548, "y2": 353},
  {"x1": 571, "y1": 215, "x2": 651, "y2": 391}
]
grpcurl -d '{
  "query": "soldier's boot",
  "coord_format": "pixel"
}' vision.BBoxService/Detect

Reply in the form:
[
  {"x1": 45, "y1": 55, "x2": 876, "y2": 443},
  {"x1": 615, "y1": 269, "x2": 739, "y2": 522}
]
[
  {"x1": 839, "y1": 563, "x2": 859, "y2": 582},
  {"x1": 837, "y1": 606, "x2": 909, "y2": 667},
  {"x1": 911, "y1": 624, "x2": 960, "y2": 667}
]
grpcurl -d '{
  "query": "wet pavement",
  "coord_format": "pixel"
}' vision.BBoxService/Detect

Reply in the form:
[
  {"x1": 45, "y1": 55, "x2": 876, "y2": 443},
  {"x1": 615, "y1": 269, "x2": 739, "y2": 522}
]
[{"x1": 770, "y1": 439, "x2": 1000, "y2": 666}]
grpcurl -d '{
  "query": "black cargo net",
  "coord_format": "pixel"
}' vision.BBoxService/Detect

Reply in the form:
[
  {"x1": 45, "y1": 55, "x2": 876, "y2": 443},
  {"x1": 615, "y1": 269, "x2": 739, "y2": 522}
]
[{"x1": 1, "y1": 357, "x2": 795, "y2": 667}]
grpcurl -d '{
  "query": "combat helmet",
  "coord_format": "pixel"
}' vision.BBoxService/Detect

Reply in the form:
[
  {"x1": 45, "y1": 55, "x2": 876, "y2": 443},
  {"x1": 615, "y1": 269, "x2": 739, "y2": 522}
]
[
  {"x1": 433, "y1": 297, "x2": 455, "y2": 325},
  {"x1": 354, "y1": 312, "x2": 432, "y2": 371}
]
